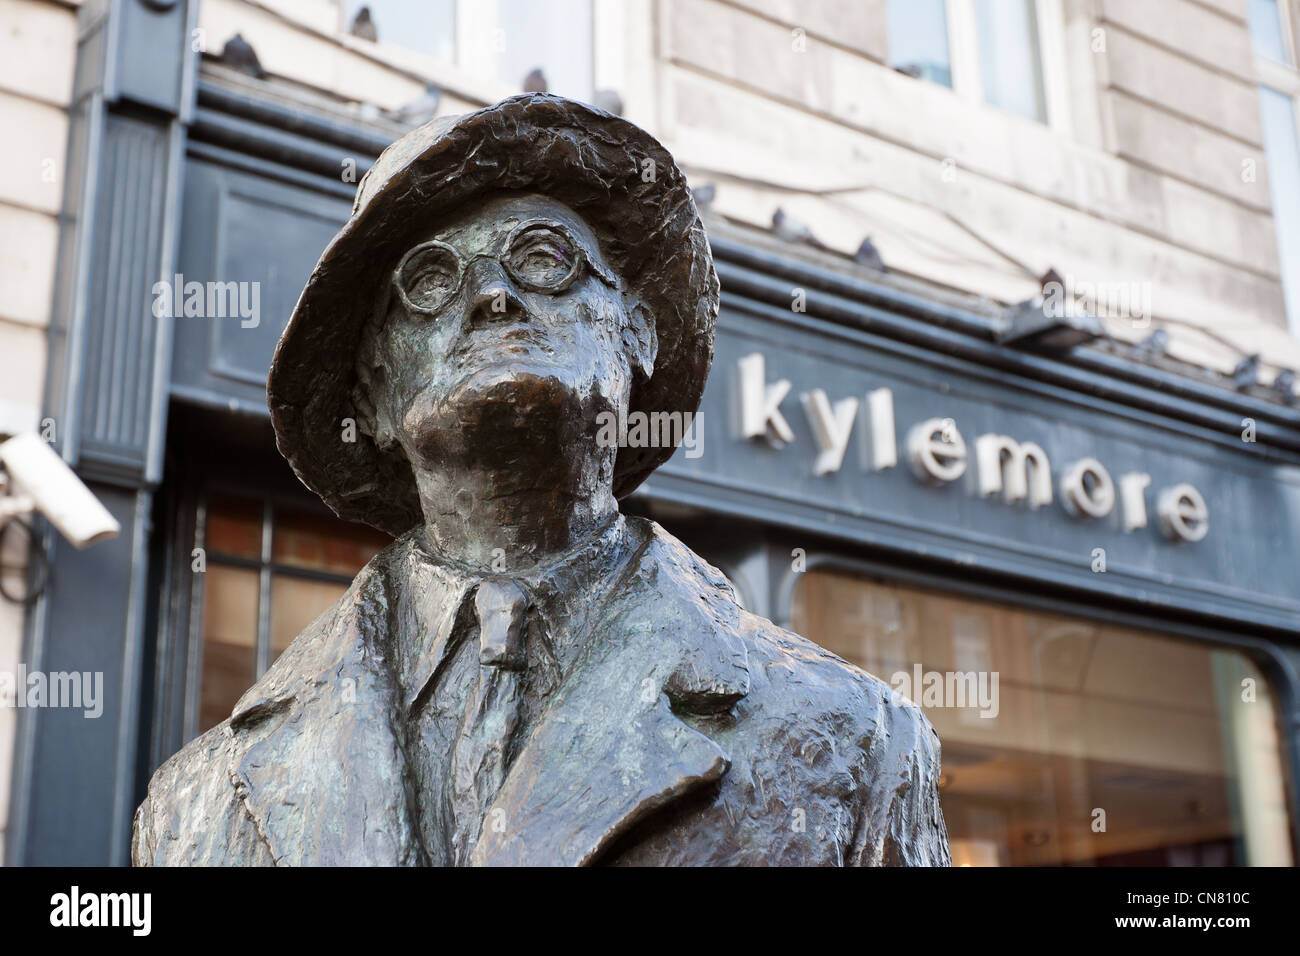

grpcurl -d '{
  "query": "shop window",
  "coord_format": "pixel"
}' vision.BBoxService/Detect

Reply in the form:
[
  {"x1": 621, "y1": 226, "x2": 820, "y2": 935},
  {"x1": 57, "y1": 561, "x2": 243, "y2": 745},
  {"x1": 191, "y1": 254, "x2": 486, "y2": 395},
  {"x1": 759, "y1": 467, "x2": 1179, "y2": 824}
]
[
  {"x1": 791, "y1": 568, "x2": 1295, "y2": 866},
  {"x1": 194, "y1": 493, "x2": 391, "y2": 734},
  {"x1": 1250, "y1": 0, "x2": 1300, "y2": 333},
  {"x1": 888, "y1": 0, "x2": 1062, "y2": 126}
]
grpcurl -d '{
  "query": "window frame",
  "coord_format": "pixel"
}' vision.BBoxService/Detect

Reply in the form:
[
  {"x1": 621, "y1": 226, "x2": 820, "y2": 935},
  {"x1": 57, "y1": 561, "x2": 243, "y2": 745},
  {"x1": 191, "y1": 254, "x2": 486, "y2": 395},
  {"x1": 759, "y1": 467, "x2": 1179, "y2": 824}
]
[
  {"x1": 1255, "y1": 0, "x2": 1300, "y2": 94},
  {"x1": 896, "y1": 0, "x2": 1073, "y2": 133},
  {"x1": 1252, "y1": 0, "x2": 1300, "y2": 334}
]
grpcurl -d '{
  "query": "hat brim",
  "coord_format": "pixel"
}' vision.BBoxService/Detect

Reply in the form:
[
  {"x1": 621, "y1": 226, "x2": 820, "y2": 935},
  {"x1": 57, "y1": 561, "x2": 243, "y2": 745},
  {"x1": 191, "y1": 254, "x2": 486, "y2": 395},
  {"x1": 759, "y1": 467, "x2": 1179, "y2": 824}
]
[{"x1": 267, "y1": 94, "x2": 719, "y2": 537}]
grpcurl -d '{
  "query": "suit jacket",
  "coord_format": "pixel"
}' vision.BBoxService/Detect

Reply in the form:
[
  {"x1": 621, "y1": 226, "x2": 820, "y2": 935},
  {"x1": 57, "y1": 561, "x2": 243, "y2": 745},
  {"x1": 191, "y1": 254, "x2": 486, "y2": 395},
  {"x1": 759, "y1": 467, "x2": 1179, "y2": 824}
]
[{"x1": 132, "y1": 517, "x2": 951, "y2": 866}]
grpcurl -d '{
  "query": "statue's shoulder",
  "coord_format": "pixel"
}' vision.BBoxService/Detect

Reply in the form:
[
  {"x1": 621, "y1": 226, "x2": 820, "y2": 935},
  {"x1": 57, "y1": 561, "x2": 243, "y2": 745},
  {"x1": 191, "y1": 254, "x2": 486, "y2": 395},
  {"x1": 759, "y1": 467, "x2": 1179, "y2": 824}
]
[
  {"x1": 628, "y1": 519, "x2": 949, "y2": 864},
  {"x1": 140, "y1": 722, "x2": 230, "y2": 806},
  {"x1": 633, "y1": 514, "x2": 941, "y2": 771},
  {"x1": 738, "y1": 607, "x2": 937, "y2": 745},
  {"x1": 633, "y1": 515, "x2": 913, "y2": 725},
  {"x1": 131, "y1": 720, "x2": 274, "y2": 866},
  {"x1": 734, "y1": 615, "x2": 950, "y2": 865},
  {"x1": 133, "y1": 540, "x2": 408, "y2": 867}
]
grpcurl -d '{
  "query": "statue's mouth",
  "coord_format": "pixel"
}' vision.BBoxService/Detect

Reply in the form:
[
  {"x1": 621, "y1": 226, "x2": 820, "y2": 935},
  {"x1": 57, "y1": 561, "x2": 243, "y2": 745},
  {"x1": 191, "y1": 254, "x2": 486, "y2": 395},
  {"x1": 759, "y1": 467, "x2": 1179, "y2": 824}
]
[
  {"x1": 454, "y1": 346, "x2": 560, "y2": 381},
  {"x1": 455, "y1": 324, "x2": 558, "y2": 364},
  {"x1": 441, "y1": 360, "x2": 568, "y2": 409}
]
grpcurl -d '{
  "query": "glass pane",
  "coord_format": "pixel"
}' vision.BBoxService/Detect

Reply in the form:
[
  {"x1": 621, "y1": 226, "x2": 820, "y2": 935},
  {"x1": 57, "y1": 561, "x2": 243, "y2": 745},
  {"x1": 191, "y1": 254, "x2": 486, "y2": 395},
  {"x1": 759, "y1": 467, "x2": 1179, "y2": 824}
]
[
  {"x1": 198, "y1": 565, "x2": 258, "y2": 733},
  {"x1": 791, "y1": 570, "x2": 1295, "y2": 866},
  {"x1": 270, "y1": 575, "x2": 349, "y2": 661},
  {"x1": 974, "y1": 0, "x2": 1046, "y2": 122},
  {"x1": 497, "y1": 0, "x2": 594, "y2": 101},
  {"x1": 888, "y1": 0, "x2": 953, "y2": 87},
  {"x1": 1259, "y1": 87, "x2": 1300, "y2": 333},
  {"x1": 205, "y1": 494, "x2": 261, "y2": 560},
  {"x1": 272, "y1": 507, "x2": 390, "y2": 575},
  {"x1": 342, "y1": 0, "x2": 456, "y2": 63},
  {"x1": 1249, "y1": 0, "x2": 1291, "y2": 63}
]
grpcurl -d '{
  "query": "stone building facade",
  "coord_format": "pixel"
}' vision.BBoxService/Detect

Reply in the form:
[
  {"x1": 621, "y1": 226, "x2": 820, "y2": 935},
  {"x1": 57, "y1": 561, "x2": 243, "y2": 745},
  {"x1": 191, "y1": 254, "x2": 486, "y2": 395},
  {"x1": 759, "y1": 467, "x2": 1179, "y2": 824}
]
[{"x1": 0, "y1": 0, "x2": 78, "y2": 865}]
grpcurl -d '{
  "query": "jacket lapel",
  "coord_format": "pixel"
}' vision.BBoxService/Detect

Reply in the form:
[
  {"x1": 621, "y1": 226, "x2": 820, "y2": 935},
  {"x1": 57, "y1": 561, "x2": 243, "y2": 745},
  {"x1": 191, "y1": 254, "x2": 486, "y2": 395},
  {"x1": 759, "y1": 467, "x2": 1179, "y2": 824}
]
[
  {"x1": 225, "y1": 554, "x2": 423, "y2": 866},
  {"x1": 471, "y1": 522, "x2": 751, "y2": 866}
]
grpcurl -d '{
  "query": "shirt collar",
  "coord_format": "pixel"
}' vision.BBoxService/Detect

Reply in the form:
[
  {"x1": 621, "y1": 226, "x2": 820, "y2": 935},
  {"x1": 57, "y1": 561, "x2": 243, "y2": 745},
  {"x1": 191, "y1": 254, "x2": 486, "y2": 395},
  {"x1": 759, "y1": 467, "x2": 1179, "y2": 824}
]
[{"x1": 391, "y1": 513, "x2": 638, "y2": 712}]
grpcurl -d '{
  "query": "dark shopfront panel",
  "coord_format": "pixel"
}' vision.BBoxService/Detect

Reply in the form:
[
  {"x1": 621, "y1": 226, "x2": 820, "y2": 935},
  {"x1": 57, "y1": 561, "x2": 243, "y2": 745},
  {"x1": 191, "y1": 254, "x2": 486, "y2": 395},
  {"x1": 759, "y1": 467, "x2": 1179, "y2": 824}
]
[{"x1": 56, "y1": 85, "x2": 1296, "y2": 867}]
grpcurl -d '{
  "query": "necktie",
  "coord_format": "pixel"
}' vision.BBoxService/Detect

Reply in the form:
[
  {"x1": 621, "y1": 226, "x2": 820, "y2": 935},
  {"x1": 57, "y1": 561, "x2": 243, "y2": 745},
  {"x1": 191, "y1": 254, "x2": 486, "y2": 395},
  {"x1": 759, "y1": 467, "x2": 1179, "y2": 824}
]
[{"x1": 448, "y1": 578, "x2": 528, "y2": 862}]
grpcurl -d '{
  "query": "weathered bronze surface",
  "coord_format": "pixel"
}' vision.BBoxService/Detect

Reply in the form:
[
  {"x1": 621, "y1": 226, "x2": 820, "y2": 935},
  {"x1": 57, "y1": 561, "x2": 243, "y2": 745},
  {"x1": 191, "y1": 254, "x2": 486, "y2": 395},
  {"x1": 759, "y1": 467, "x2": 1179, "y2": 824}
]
[{"x1": 132, "y1": 94, "x2": 951, "y2": 866}]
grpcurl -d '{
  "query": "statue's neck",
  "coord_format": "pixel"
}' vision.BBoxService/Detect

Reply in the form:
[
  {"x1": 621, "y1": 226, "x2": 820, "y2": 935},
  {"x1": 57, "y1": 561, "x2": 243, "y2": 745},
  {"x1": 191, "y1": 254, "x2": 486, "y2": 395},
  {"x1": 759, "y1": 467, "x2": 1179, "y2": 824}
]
[{"x1": 409, "y1": 457, "x2": 619, "y2": 575}]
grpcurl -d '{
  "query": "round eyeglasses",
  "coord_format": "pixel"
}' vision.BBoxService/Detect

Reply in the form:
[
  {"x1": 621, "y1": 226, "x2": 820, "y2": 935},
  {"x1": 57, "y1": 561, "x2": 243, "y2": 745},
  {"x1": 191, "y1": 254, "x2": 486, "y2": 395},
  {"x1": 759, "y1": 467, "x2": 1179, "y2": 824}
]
[{"x1": 392, "y1": 218, "x2": 618, "y2": 317}]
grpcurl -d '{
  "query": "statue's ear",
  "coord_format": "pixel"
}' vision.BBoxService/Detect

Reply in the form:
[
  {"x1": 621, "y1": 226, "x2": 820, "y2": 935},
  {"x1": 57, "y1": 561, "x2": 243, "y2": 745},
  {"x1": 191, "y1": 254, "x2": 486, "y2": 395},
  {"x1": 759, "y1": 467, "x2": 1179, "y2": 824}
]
[
  {"x1": 351, "y1": 373, "x2": 387, "y2": 450},
  {"x1": 622, "y1": 294, "x2": 658, "y2": 383},
  {"x1": 370, "y1": 394, "x2": 399, "y2": 453},
  {"x1": 354, "y1": 296, "x2": 399, "y2": 451}
]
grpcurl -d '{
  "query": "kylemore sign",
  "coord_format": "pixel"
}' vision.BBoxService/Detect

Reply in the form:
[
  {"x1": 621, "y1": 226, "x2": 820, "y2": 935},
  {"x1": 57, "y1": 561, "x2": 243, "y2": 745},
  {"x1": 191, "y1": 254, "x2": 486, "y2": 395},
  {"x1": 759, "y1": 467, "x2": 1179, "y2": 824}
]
[{"x1": 735, "y1": 353, "x2": 1209, "y2": 544}]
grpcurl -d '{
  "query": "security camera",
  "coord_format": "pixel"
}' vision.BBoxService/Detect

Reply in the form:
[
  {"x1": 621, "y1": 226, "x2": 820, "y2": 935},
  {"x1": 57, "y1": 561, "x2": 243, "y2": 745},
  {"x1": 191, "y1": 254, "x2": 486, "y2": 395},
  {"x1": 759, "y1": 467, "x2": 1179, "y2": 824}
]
[{"x1": 0, "y1": 433, "x2": 120, "y2": 549}]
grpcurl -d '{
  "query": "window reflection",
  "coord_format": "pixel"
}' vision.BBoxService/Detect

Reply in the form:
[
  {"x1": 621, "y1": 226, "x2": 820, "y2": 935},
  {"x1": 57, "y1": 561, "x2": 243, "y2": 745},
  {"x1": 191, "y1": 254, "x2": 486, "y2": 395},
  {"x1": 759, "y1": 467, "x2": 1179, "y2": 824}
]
[
  {"x1": 497, "y1": 0, "x2": 595, "y2": 101},
  {"x1": 273, "y1": 506, "x2": 389, "y2": 575},
  {"x1": 791, "y1": 568, "x2": 1294, "y2": 866},
  {"x1": 198, "y1": 565, "x2": 257, "y2": 733},
  {"x1": 341, "y1": 0, "x2": 456, "y2": 63},
  {"x1": 974, "y1": 0, "x2": 1046, "y2": 122},
  {"x1": 888, "y1": 0, "x2": 953, "y2": 87},
  {"x1": 1259, "y1": 87, "x2": 1300, "y2": 332},
  {"x1": 270, "y1": 575, "x2": 349, "y2": 659},
  {"x1": 1249, "y1": 0, "x2": 1292, "y2": 63},
  {"x1": 205, "y1": 493, "x2": 261, "y2": 560}
]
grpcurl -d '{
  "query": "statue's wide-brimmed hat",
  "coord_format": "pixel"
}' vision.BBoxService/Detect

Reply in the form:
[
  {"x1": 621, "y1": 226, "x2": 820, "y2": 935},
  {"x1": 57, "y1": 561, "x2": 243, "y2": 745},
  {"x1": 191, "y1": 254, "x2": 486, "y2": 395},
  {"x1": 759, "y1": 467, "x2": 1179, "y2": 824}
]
[{"x1": 267, "y1": 93, "x2": 719, "y2": 537}]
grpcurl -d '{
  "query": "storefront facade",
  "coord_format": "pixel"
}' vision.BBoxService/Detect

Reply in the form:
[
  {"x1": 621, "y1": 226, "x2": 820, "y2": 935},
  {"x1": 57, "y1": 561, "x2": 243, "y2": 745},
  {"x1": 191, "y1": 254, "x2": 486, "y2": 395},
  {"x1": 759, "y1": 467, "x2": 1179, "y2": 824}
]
[
  {"x1": 6, "y1": 0, "x2": 1300, "y2": 867},
  {"x1": 654, "y1": 235, "x2": 1300, "y2": 865}
]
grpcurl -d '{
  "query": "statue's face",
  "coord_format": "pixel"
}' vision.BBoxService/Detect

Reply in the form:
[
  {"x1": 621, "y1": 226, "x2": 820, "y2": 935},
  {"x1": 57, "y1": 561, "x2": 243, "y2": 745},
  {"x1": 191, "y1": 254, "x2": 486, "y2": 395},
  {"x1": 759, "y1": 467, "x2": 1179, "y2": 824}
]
[{"x1": 365, "y1": 193, "x2": 656, "y2": 472}]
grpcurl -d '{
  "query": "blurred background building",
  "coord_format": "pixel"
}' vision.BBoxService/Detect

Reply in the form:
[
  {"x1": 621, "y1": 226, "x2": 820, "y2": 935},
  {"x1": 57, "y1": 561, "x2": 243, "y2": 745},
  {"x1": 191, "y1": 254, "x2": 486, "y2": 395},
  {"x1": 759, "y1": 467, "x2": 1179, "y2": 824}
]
[{"x1": 2, "y1": 0, "x2": 1299, "y2": 866}]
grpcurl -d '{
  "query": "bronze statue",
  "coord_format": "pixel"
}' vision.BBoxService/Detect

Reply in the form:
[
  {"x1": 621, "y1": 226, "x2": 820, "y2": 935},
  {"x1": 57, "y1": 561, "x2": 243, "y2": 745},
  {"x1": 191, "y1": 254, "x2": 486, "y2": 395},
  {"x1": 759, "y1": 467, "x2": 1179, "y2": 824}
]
[{"x1": 132, "y1": 94, "x2": 950, "y2": 866}]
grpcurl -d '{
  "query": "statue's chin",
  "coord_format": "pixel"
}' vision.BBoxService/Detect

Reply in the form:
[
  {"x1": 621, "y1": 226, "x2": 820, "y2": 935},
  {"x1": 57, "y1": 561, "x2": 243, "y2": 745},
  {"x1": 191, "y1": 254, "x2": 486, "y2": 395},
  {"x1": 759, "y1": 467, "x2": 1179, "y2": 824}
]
[{"x1": 400, "y1": 364, "x2": 609, "y2": 469}]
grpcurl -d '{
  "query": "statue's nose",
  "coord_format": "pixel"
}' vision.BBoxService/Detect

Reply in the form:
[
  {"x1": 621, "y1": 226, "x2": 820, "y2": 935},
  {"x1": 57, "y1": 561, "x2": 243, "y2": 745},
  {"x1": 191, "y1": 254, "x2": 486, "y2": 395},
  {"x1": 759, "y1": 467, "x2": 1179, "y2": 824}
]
[{"x1": 470, "y1": 263, "x2": 527, "y2": 324}]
